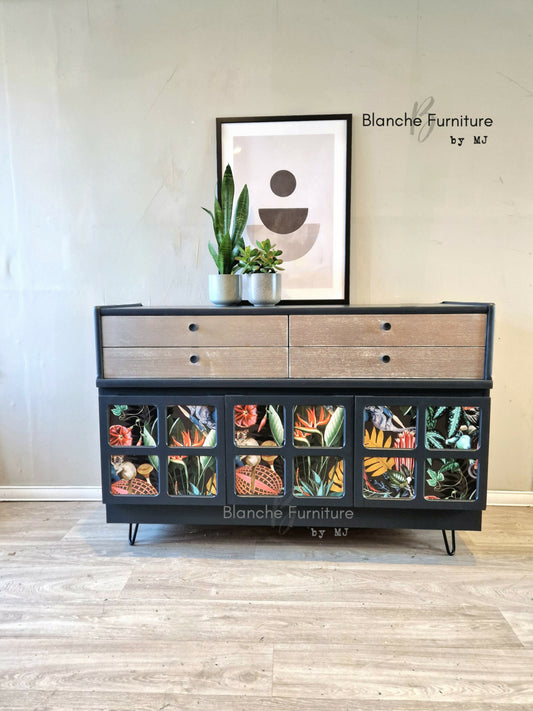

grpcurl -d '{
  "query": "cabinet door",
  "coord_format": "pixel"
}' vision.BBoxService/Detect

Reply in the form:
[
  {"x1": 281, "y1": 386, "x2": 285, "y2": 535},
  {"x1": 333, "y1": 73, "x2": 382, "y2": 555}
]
[
  {"x1": 226, "y1": 395, "x2": 354, "y2": 506},
  {"x1": 100, "y1": 395, "x2": 225, "y2": 506},
  {"x1": 354, "y1": 396, "x2": 489, "y2": 509}
]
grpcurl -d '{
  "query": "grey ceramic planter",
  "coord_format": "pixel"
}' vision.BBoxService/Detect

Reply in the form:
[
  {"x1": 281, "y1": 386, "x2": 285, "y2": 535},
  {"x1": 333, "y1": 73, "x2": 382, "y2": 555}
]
[
  {"x1": 245, "y1": 273, "x2": 282, "y2": 307},
  {"x1": 208, "y1": 274, "x2": 242, "y2": 306}
]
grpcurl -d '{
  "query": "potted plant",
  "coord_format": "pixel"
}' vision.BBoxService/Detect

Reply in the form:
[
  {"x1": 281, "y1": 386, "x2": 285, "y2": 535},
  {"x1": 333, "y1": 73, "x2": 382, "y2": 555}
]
[
  {"x1": 237, "y1": 238, "x2": 284, "y2": 306},
  {"x1": 203, "y1": 164, "x2": 249, "y2": 305}
]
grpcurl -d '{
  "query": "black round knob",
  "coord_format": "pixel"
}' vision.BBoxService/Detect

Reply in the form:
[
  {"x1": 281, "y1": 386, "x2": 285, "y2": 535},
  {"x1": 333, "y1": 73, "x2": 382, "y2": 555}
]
[
  {"x1": 188, "y1": 323, "x2": 198, "y2": 332},
  {"x1": 381, "y1": 355, "x2": 391, "y2": 363},
  {"x1": 382, "y1": 322, "x2": 392, "y2": 331},
  {"x1": 190, "y1": 355, "x2": 199, "y2": 364}
]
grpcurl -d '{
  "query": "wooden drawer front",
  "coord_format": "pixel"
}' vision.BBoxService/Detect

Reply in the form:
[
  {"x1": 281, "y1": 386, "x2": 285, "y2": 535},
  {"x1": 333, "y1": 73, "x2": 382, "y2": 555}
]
[
  {"x1": 103, "y1": 347, "x2": 288, "y2": 379},
  {"x1": 289, "y1": 314, "x2": 487, "y2": 347},
  {"x1": 102, "y1": 315, "x2": 288, "y2": 347},
  {"x1": 289, "y1": 347, "x2": 486, "y2": 379}
]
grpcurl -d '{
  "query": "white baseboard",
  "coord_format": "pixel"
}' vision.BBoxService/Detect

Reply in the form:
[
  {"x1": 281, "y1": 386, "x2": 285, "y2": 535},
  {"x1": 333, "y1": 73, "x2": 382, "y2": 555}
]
[
  {"x1": 486, "y1": 490, "x2": 533, "y2": 506},
  {"x1": 0, "y1": 486, "x2": 532, "y2": 505},
  {"x1": 0, "y1": 487, "x2": 101, "y2": 501}
]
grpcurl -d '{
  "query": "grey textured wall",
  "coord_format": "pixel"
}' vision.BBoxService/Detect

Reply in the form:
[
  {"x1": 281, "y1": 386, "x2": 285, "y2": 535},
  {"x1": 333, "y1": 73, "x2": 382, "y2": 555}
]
[{"x1": 1, "y1": 0, "x2": 532, "y2": 491}]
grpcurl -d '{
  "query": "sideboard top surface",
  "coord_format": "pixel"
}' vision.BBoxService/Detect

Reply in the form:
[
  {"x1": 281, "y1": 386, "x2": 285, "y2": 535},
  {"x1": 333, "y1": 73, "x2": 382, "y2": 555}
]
[{"x1": 96, "y1": 302, "x2": 493, "y2": 316}]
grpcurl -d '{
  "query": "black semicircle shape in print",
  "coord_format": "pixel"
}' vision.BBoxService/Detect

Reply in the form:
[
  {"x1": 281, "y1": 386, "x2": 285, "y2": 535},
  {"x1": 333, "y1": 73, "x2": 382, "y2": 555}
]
[{"x1": 258, "y1": 208, "x2": 309, "y2": 234}]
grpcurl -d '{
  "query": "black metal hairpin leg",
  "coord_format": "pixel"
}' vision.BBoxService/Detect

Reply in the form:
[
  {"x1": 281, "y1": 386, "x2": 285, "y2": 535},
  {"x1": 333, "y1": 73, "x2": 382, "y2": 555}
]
[
  {"x1": 129, "y1": 523, "x2": 139, "y2": 546},
  {"x1": 442, "y1": 529, "x2": 456, "y2": 556}
]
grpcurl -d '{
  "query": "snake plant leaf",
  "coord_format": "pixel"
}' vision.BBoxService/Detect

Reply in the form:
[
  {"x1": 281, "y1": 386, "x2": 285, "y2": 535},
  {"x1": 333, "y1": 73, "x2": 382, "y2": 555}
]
[
  {"x1": 220, "y1": 164, "x2": 235, "y2": 235},
  {"x1": 267, "y1": 405, "x2": 284, "y2": 446},
  {"x1": 324, "y1": 407, "x2": 344, "y2": 447},
  {"x1": 202, "y1": 206, "x2": 215, "y2": 232},
  {"x1": 213, "y1": 198, "x2": 224, "y2": 243},
  {"x1": 208, "y1": 241, "x2": 220, "y2": 270},
  {"x1": 218, "y1": 231, "x2": 233, "y2": 274},
  {"x1": 231, "y1": 184, "x2": 249, "y2": 248}
]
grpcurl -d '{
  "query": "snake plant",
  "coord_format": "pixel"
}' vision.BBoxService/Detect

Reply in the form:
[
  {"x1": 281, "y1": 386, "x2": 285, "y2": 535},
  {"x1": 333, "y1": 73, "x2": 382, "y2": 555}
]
[{"x1": 203, "y1": 164, "x2": 249, "y2": 274}]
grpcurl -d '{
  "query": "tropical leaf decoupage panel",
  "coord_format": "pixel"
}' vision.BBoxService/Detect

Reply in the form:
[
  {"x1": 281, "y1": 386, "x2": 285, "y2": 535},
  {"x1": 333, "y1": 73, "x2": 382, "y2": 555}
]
[
  {"x1": 363, "y1": 456, "x2": 415, "y2": 500},
  {"x1": 234, "y1": 454, "x2": 285, "y2": 496},
  {"x1": 293, "y1": 405, "x2": 345, "y2": 448},
  {"x1": 294, "y1": 456, "x2": 344, "y2": 497},
  {"x1": 234, "y1": 404, "x2": 284, "y2": 447},
  {"x1": 167, "y1": 405, "x2": 217, "y2": 448},
  {"x1": 363, "y1": 405, "x2": 417, "y2": 449},
  {"x1": 168, "y1": 455, "x2": 217, "y2": 497},
  {"x1": 425, "y1": 458, "x2": 479, "y2": 501},
  {"x1": 425, "y1": 406, "x2": 480, "y2": 450},
  {"x1": 110, "y1": 454, "x2": 159, "y2": 496},
  {"x1": 108, "y1": 405, "x2": 158, "y2": 447}
]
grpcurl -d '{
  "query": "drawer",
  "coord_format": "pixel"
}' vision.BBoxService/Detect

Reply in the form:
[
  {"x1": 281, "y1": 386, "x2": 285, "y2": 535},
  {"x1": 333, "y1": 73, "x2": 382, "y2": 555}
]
[
  {"x1": 101, "y1": 315, "x2": 288, "y2": 347},
  {"x1": 289, "y1": 347, "x2": 486, "y2": 379},
  {"x1": 289, "y1": 314, "x2": 487, "y2": 347},
  {"x1": 103, "y1": 347, "x2": 288, "y2": 379}
]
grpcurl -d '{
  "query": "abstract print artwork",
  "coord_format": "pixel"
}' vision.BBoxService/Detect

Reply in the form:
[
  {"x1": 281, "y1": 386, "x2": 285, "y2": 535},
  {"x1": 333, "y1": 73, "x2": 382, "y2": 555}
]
[
  {"x1": 293, "y1": 405, "x2": 345, "y2": 448},
  {"x1": 217, "y1": 115, "x2": 351, "y2": 302},
  {"x1": 425, "y1": 458, "x2": 479, "y2": 501},
  {"x1": 363, "y1": 405, "x2": 416, "y2": 500},
  {"x1": 110, "y1": 454, "x2": 159, "y2": 496},
  {"x1": 425, "y1": 406, "x2": 480, "y2": 450},
  {"x1": 108, "y1": 404, "x2": 158, "y2": 447},
  {"x1": 167, "y1": 405, "x2": 217, "y2": 496}
]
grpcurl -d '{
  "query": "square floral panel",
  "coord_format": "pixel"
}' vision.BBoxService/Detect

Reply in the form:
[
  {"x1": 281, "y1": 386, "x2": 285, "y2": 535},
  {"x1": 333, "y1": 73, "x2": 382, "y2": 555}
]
[
  {"x1": 167, "y1": 405, "x2": 217, "y2": 448},
  {"x1": 110, "y1": 454, "x2": 159, "y2": 496},
  {"x1": 363, "y1": 456, "x2": 415, "y2": 500},
  {"x1": 168, "y1": 455, "x2": 217, "y2": 497},
  {"x1": 425, "y1": 458, "x2": 479, "y2": 502},
  {"x1": 108, "y1": 405, "x2": 157, "y2": 447},
  {"x1": 234, "y1": 456, "x2": 285, "y2": 496},
  {"x1": 425, "y1": 406, "x2": 480, "y2": 450},
  {"x1": 364, "y1": 405, "x2": 417, "y2": 450},
  {"x1": 293, "y1": 456, "x2": 344, "y2": 497},
  {"x1": 293, "y1": 406, "x2": 345, "y2": 448},
  {"x1": 234, "y1": 404, "x2": 284, "y2": 447}
]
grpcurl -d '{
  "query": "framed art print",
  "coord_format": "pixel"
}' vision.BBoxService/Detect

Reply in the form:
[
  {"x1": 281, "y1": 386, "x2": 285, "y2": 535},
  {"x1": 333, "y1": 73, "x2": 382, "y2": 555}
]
[{"x1": 217, "y1": 114, "x2": 352, "y2": 304}]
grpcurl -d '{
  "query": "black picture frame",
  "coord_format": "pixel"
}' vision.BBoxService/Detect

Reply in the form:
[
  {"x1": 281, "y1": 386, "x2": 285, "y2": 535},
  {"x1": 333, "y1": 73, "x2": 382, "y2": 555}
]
[{"x1": 216, "y1": 114, "x2": 352, "y2": 304}]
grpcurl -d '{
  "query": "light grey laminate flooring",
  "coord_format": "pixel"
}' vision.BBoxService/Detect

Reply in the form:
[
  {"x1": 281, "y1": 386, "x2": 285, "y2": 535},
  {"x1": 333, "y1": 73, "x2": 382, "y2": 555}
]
[{"x1": 0, "y1": 502, "x2": 532, "y2": 710}]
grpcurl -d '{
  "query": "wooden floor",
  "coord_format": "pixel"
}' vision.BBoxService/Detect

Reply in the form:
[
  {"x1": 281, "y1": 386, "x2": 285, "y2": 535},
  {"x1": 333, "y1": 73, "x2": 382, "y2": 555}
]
[{"x1": 0, "y1": 503, "x2": 532, "y2": 710}]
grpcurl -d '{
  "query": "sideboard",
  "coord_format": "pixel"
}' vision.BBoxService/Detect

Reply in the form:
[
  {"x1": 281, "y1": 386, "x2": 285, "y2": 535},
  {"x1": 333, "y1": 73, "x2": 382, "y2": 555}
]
[{"x1": 94, "y1": 302, "x2": 494, "y2": 554}]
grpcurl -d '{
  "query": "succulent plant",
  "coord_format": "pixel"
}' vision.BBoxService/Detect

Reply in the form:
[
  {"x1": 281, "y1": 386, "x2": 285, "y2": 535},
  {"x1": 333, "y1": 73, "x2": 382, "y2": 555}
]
[
  {"x1": 203, "y1": 164, "x2": 249, "y2": 274},
  {"x1": 237, "y1": 238, "x2": 284, "y2": 274}
]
